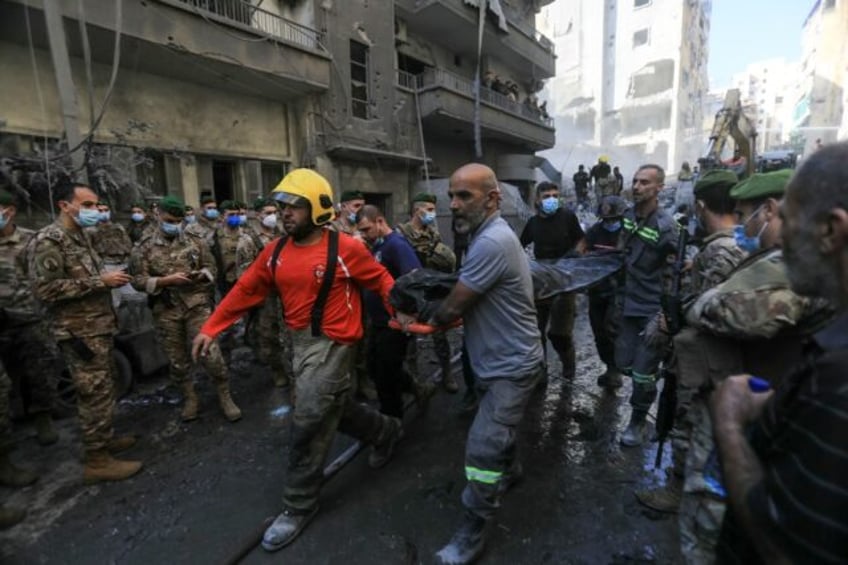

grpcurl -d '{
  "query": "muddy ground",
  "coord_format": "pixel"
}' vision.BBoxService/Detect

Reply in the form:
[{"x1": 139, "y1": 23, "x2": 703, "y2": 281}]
[{"x1": 1, "y1": 298, "x2": 678, "y2": 564}]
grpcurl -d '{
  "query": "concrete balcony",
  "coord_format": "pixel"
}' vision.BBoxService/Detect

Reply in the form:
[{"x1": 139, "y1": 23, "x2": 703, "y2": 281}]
[
  {"x1": 1, "y1": 0, "x2": 331, "y2": 98},
  {"x1": 403, "y1": 68, "x2": 555, "y2": 151},
  {"x1": 394, "y1": 0, "x2": 555, "y2": 80}
]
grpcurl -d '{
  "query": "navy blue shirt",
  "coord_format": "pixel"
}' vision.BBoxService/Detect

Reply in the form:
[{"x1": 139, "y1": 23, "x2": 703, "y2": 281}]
[{"x1": 365, "y1": 231, "x2": 421, "y2": 326}]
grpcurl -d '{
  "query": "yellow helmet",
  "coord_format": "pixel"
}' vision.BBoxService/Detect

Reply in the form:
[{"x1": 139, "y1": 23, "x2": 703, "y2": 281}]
[
  {"x1": 599, "y1": 155, "x2": 609, "y2": 163},
  {"x1": 272, "y1": 168, "x2": 335, "y2": 226}
]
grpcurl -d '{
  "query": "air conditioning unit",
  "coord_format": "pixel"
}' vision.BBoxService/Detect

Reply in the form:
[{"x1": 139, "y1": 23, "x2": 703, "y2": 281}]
[{"x1": 395, "y1": 18, "x2": 408, "y2": 44}]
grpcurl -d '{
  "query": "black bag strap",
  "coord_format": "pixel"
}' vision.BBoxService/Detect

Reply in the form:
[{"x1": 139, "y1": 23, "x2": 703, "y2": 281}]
[
  {"x1": 270, "y1": 235, "x2": 289, "y2": 277},
  {"x1": 311, "y1": 230, "x2": 339, "y2": 337}
]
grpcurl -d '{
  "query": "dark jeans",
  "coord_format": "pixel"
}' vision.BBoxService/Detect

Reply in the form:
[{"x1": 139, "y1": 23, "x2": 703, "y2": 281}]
[
  {"x1": 536, "y1": 293, "x2": 576, "y2": 376},
  {"x1": 588, "y1": 292, "x2": 616, "y2": 368},
  {"x1": 366, "y1": 325, "x2": 412, "y2": 418}
]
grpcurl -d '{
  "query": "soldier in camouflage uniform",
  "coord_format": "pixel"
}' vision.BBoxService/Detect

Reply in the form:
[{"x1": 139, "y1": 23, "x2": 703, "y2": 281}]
[
  {"x1": 397, "y1": 193, "x2": 458, "y2": 392},
  {"x1": 635, "y1": 170, "x2": 747, "y2": 513},
  {"x1": 131, "y1": 196, "x2": 242, "y2": 422},
  {"x1": 245, "y1": 198, "x2": 292, "y2": 387},
  {"x1": 208, "y1": 200, "x2": 258, "y2": 296},
  {"x1": 30, "y1": 180, "x2": 142, "y2": 484},
  {"x1": 92, "y1": 202, "x2": 132, "y2": 265},
  {"x1": 330, "y1": 190, "x2": 365, "y2": 238},
  {"x1": 126, "y1": 202, "x2": 151, "y2": 244},
  {"x1": 185, "y1": 195, "x2": 220, "y2": 248},
  {"x1": 0, "y1": 189, "x2": 60, "y2": 448},
  {"x1": 676, "y1": 170, "x2": 832, "y2": 564}
]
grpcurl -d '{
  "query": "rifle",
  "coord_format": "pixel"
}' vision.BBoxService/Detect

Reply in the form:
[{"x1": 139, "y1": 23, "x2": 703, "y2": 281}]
[{"x1": 654, "y1": 226, "x2": 688, "y2": 468}]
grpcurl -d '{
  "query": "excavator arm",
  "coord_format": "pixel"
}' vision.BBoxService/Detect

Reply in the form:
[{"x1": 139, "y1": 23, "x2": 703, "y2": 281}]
[{"x1": 700, "y1": 89, "x2": 757, "y2": 178}]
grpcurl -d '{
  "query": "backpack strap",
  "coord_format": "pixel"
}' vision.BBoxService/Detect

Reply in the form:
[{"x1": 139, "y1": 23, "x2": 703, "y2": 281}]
[
  {"x1": 311, "y1": 229, "x2": 339, "y2": 337},
  {"x1": 270, "y1": 235, "x2": 289, "y2": 277}
]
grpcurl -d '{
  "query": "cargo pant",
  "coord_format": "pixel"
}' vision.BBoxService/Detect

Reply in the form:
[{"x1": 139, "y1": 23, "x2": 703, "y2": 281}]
[
  {"x1": 57, "y1": 335, "x2": 117, "y2": 451},
  {"x1": 0, "y1": 322, "x2": 58, "y2": 416},
  {"x1": 615, "y1": 315, "x2": 663, "y2": 415},
  {"x1": 154, "y1": 302, "x2": 228, "y2": 385},
  {"x1": 252, "y1": 292, "x2": 293, "y2": 382},
  {"x1": 282, "y1": 330, "x2": 397, "y2": 512},
  {"x1": 462, "y1": 366, "x2": 542, "y2": 519},
  {"x1": 536, "y1": 293, "x2": 576, "y2": 377}
]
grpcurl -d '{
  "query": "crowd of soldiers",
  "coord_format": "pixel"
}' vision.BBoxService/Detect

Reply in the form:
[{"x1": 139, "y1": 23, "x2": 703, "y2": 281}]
[{"x1": 1, "y1": 141, "x2": 847, "y2": 563}]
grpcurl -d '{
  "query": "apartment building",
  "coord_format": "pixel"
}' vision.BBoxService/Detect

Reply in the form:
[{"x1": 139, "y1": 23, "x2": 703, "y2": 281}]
[
  {"x1": 538, "y1": 0, "x2": 711, "y2": 173},
  {"x1": 0, "y1": 0, "x2": 556, "y2": 224}
]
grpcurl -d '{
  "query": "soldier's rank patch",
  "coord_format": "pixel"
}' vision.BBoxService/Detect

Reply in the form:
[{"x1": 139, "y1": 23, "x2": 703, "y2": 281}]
[{"x1": 36, "y1": 248, "x2": 63, "y2": 273}]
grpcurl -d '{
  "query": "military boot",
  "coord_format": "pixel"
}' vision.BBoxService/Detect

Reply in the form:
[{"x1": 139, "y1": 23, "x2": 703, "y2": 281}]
[
  {"x1": 435, "y1": 511, "x2": 489, "y2": 565},
  {"x1": 0, "y1": 504, "x2": 26, "y2": 530},
  {"x1": 620, "y1": 411, "x2": 649, "y2": 447},
  {"x1": 34, "y1": 412, "x2": 59, "y2": 446},
  {"x1": 83, "y1": 449, "x2": 142, "y2": 484},
  {"x1": 635, "y1": 477, "x2": 683, "y2": 513},
  {"x1": 0, "y1": 449, "x2": 38, "y2": 487},
  {"x1": 181, "y1": 381, "x2": 199, "y2": 422},
  {"x1": 216, "y1": 383, "x2": 242, "y2": 422},
  {"x1": 261, "y1": 505, "x2": 319, "y2": 552},
  {"x1": 107, "y1": 435, "x2": 137, "y2": 454}
]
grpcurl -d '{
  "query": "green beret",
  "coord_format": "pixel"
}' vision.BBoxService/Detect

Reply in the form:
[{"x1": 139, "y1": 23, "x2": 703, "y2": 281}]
[
  {"x1": 234, "y1": 200, "x2": 247, "y2": 210},
  {"x1": 159, "y1": 195, "x2": 185, "y2": 217},
  {"x1": 200, "y1": 194, "x2": 216, "y2": 205},
  {"x1": 253, "y1": 197, "x2": 272, "y2": 211},
  {"x1": 694, "y1": 169, "x2": 738, "y2": 196},
  {"x1": 184, "y1": 205, "x2": 194, "y2": 212},
  {"x1": 729, "y1": 169, "x2": 793, "y2": 201},
  {"x1": 130, "y1": 201, "x2": 145, "y2": 210},
  {"x1": 220, "y1": 200, "x2": 239, "y2": 211},
  {"x1": 0, "y1": 189, "x2": 15, "y2": 207},
  {"x1": 412, "y1": 192, "x2": 437, "y2": 204},
  {"x1": 339, "y1": 190, "x2": 364, "y2": 202}
]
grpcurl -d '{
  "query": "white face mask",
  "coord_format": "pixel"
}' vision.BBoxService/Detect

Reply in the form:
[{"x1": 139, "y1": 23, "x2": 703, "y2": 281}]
[{"x1": 262, "y1": 214, "x2": 278, "y2": 229}]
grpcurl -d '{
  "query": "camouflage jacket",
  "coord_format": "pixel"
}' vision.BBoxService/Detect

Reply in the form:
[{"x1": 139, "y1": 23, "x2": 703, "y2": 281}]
[
  {"x1": 184, "y1": 216, "x2": 218, "y2": 248},
  {"x1": 211, "y1": 227, "x2": 258, "y2": 284},
  {"x1": 91, "y1": 223, "x2": 133, "y2": 264},
  {"x1": 130, "y1": 229, "x2": 217, "y2": 311},
  {"x1": 686, "y1": 247, "x2": 831, "y2": 339},
  {"x1": 247, "y1": 224, "x2": 281, "y2": 252},
  {"x1": 127, "y1": 219, "x2": 152, "y2": 244},
  {"x1": 396, "y1": 221, "x2": 456, "y2": 272},
  {"x1": 688, "y1": 229, "x2": 747, "y2": 296},
  {"x1": 329, "y1": 218, "x2": 358, "y2": 237},
  {"x1": 29, "y1": 220, "x2": 117, "y2": 339},
  {"x1": 0, "y1": 225, "x2": 40, "y2": 325}
]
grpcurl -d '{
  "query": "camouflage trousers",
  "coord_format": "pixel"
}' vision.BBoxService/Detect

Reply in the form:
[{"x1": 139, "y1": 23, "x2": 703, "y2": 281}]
[
  {"x1": 0, "y1": 360, "x2": 10, "y2": 450},
  {"x1": 153, "y1": 303, "x2": 227, "y2": 385},
  {"x1": 679, "y1": 397, "x2": 725, "y2": 564},
  {"x1": 57, "y1": 334, "x2": 117, "y2": 451},
  {"x1": 0, "y1": 322, "x2": 58, "y2": 415},
  {"x1": 249, "y1": 294, "x2": 293, "y2": 380},
  {"x1": 282, "y1": 331, "x2": 395, "y2": 512}
]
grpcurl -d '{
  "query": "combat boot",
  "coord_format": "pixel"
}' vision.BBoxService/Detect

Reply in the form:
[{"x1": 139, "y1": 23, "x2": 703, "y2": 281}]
[
  {"x1": 435, "y1": 510, "x2": 489, "y2": 565},
  {"x1": 216, "y1": 383, "x2": 242, "y2": 422},
  {"x1": 107, "y1": 435, "x2": 137, "y2": 453},
  {"x1": 0, "y1": 449, "x2": 38, "y2": 487},
  {"x1": 262, "y1": 505, "x2": 319, "y2": 552},
  {"x1": 34, "y1": 412, "x2": 59, "y2": 446},
  {"x1": 635, "y1": 477, "x2": 682, "y2": 513},
  {"x1": 620, "y1": 411, "x2": 648, "y2": 447},
  {"x1": 368, "y1": 416, "x2": 403, "y2": 469},
  {"x1": 83, "y1": 449, "x2": 142, "y2": 484},
  {"x1": 0, "y1": 504, "x2": 25, "y2": 530},
  {"x1": 181, "y1": 381, "x2": 199, "y2": 422}
]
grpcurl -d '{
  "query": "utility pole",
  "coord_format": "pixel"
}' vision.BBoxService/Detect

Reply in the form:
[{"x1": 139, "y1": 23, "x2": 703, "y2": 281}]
[{"x1": 43, "y1": 1, "x2": 88, "y2": 182}]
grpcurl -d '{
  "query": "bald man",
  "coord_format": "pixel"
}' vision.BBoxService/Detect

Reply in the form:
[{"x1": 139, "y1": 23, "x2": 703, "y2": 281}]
[{"x1": 398, "y1": 164, "x2": 544, "y2": 564}]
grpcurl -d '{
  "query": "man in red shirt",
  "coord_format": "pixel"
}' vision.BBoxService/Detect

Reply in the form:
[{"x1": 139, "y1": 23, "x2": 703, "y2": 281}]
[{"x1": 191, "y1": 169, "x2": 402, "y2": 552}]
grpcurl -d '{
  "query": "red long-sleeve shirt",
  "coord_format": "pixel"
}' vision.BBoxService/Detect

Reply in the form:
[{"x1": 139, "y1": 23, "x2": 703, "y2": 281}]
[{"x1": 200, "y1": 230, "x2": 394, "y2": 345}]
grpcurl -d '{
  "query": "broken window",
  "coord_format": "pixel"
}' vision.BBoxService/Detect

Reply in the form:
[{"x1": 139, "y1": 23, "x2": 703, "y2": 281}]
[
  {"x1": 627, "y1": 59, "x2": 675, "y2": 98},
  {"x1": 350, "y1": 40, "x2": 371, "y2": 119},
  {"x1": 634, "y1": 0, "x2": 651, "y2": 7},
  {"x1": 633, "y1": 29, "x2": 649, "y2": 48}
]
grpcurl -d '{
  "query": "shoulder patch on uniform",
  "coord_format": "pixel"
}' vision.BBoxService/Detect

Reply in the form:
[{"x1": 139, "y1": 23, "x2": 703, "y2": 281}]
[{"x1": 34, "y1": 243, "x2": 63, "y2": 273}]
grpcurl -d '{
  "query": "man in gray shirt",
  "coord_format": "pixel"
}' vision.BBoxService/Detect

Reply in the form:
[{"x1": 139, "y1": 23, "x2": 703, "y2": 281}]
[{"x1": 398, "y1": 163, "x2": 543, "y2": 565}]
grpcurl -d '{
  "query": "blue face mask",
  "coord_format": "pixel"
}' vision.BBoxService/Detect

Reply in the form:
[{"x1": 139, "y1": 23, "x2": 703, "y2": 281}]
[
  {"x1": 733, "y1": 206, "x2": 768, "y2": 254},
  {"x1": 421, "y1": 211, "x2": 436, "y2": 226},
  {"x1": 131, "y1": 212, "x2": 145, "y2": 223},
  {"x1": 226, "y1": 215, "x2": 241, "y2": 228},
  {"x1": 184, "y1": 215, "x2": 197, "y2": 224},
  {"x1": 541, "y1": 196, "x2": 560, "y2": 215},
  {"x1": 602, "y1": 220, "x2": 621, "y2": 232},
  {"x1": 238, "y1": 214, "x2": 248, "y2": 226},
  {"x1": 99, "y1": 211, "x2": 111, "y2": 223},
  {"x1": 160, "y1": 222, "x2": 182, "y2": 236},
  {"x1": 204, "y1": 208, "x2": 220, "y2": 220},
  {"x1": 75, "y1": 208, "x2": 101, "y2": 227},
  {"x1": 347, "y1": 212, "x2": 358, "y2": 225},
  {"x1": 0, "y1": 210, "x2": 8, "y2": 230}
]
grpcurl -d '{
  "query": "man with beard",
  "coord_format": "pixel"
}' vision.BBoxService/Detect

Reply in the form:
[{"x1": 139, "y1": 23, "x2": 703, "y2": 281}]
[
  {"x1": 710, "y1": 143, "x2": 848, "y2": 563},
  {"x1": 192, "y1": 169, "x2": 401, "y2": 552},
  {"x1": 397, "y1": 163, "x2": 543, "y2": 564}
]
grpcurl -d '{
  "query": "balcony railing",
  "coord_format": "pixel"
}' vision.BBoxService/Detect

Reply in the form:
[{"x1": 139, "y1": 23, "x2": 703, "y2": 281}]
[
  {"x1": 172, "y1": 0, "x2": 326, "y2": 52},
  {"x1": 403, "y1": 68, "x2": 554, "y2": 128}
]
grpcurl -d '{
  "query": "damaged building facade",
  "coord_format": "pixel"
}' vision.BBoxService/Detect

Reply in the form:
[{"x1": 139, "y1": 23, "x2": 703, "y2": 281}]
[
  {"x1": 538, "y1": 0, "x2": 710, "y2": 173},
  {"x1": 0, "y1": 0, "x2": 555, "y2": 224}
]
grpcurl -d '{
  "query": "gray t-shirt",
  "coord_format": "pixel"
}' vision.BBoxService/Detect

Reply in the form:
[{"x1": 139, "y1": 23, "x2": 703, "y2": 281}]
[{"x1": 459, "y1": 213, "x2": 543, "y2": 379}]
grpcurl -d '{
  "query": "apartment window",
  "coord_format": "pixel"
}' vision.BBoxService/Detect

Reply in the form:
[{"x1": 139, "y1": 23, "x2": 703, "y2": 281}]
[
  {"x1": 633, "y1": 29, "x2": 649, "y2": 47},
  {"x1": 634, "y1": 0, "x2": 651, "y2": 7},
  {"x1": 824, "y1": 0, "x2": 836, "y2": 10},
  {"x1": 350, "y1": 40, "x2": 370, "y2": 119}
]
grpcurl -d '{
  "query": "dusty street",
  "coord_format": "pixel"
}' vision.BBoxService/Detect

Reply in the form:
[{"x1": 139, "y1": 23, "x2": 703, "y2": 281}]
[{"x1": 1, "y1": 300, "x2": 679, "y2": 564}]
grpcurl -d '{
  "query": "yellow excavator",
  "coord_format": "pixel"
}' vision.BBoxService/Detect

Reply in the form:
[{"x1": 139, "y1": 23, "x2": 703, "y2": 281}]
[{"x1": 699, "y1": 89, "x2": 758, "y2": 178}]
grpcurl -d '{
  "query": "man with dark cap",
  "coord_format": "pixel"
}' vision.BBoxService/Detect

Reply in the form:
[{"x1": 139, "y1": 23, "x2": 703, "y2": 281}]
[
  {"x1": 331, "y1": 189, "x2": 365, "y2": 238},
  {"x1": 127, "y1": 202, "x2": 151, "y2": 244},
  {"x1": 210, "y1": 200, "x2": 258, "y2": 296},
  {"x1": 397, "y1": 192, "x2": 458, "y2": 392},
  {"x1": 186, "y1": 195, "x2": 221, "y2": 248},
  {"x1": 183, "y1": 205, "x2": 196, "y2": 227},
  {"x1": 130, "y1": 195, "x2": 242, "y2": 422},
  {"x1": 520, "y1": 181, "x2": 585, "y2": 380},
  {"x1": 675, "y1": 169, "x2": 831, "y2": 563},
  {"x1": 635, "y1": 169, "x2": 747, "y2": 514},
  {"x1": 584, "y1": 195, "x2": 627, "y2": 388}
]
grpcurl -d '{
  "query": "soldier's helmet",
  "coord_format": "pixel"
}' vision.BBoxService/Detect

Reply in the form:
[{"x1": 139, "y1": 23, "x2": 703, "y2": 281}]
[
  {"x1": 272, "y1": 169, "x2": 335, "y2": 226},
  {"x1": 598, "y1": 195, "x2": 627, "y2": 219}
]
